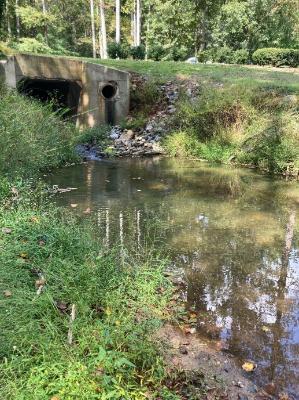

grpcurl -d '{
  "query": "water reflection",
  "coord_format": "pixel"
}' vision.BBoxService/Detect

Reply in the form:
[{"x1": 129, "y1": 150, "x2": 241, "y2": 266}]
[{"x1": 48, "y1": 158, "x2": 299, "y2": 398}]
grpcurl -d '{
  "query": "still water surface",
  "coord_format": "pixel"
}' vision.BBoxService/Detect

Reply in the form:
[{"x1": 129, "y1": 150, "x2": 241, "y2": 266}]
[{"x1": 48, "y1": 158, "x2": 299, "y2": 398}]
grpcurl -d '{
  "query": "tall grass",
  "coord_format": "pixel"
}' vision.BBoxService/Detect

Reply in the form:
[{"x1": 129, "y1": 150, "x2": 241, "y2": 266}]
[
  {"x1": 0, "y1": 82, "x2": 78, "y2": 176},
  {"x1": 0, "y1": 186, "x2": 176, "y2": 399},
  {"x1": 164, "y1": 85, "x2": 299, "y2": 174}
]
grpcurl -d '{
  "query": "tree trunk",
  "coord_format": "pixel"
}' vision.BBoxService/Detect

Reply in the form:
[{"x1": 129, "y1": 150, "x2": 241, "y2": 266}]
[
  {"x1": 136, "y1": 0, "x2": 141, "y2": 46},
  {"x1": 41, "y1": 0, "x2": 48, "y2": 44},
  {"x1": 115, "y1": 0, "x2": 120, "y2": 43},
  {"x1": 131, "y1": 11, "x2": 135, "y2": 45},
  {"x1": 6, "y1": 0, "x2": 11, "y2": 38},
  {"x1": 99, "y1": 0, "x2": 107, "y2": 59},
  {"x1": 90, "y1": 0, "x2": 97, "y2": 58},
  {"x1": 15, "y1": 0, "x2": 20, "y2": 38},
  {"x1": 145, "y1": 3, "x2": 150, "y2": 58}
]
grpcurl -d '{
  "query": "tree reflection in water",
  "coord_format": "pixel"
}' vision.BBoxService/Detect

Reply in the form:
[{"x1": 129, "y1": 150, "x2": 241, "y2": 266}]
[{"x1": 48, "y1": 158, "x2": 299, "y2": 398}]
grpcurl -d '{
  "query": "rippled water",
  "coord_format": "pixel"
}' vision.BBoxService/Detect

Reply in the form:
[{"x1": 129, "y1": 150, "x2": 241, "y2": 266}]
[{"x1": 48, "y1": 158, "x2": 299, "y2": 398}]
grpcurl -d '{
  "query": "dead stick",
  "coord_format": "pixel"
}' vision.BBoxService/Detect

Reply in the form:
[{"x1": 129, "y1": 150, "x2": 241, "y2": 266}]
[{"x1": 67, "y1": 304, "x2": 76, "y2": 345}]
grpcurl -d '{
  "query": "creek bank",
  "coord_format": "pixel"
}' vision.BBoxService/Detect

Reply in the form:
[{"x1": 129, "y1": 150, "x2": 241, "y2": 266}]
[{"x1": 77, "y1": 75, "x2": 200, "y2": 160}]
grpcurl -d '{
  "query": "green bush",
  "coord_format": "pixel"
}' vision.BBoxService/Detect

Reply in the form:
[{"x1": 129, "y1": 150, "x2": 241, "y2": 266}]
[
  {"x1": 198, "y1": 48, "x2": 249, "y2": 65},
  {"x1": 0, "y1": 42, "x2": 14, "y2": 59},
  {"x1": 165, "y1": 46, "x2": 189, "y2": 61},
  {"x1": 232, "y1": 49, "x2": 249, "y2": 64},
  {"x1": 214, "y1": 46, "x2": 234, "y2": 63},
  {"x1": 197, "y1": 49, "x2": 215, "y2": 63},
  {"x1": 130, "y1": 44, "x2": 146, "y2": 60},
  {"x1": 148, "y1": 45, "x2": 165, "y2": 61},
  {"x1": 252, "y1": 48, "x2": 299, "y2": 67},
  {"x1": 107, "y1": 42, "x2": 129, "y2": 59}
]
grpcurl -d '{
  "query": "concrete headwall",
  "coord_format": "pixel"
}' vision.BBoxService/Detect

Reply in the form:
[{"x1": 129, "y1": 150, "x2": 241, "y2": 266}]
[{"x1": 1, "y1": 54, "x2": 130, "y2": 129}]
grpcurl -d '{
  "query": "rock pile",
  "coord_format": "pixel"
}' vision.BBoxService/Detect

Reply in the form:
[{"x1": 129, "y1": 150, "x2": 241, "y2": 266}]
[
  {"x1": 77, "y1": 75, "x2": 201, "y2": 159},
  {"x1": 106, "y1": 77, "x2": 200, "y2": 158}
]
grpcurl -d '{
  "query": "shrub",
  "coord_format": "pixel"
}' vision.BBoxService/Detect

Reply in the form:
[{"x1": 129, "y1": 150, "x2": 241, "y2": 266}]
[
  {"x1": 130, "y1": 44, "x2": 146, "y2": 60},
  {"x1": 197, "y1": 49, "x2": 215, "y2": 63},
  {"x1": 213, "y1": 46, "x2": 234, "y2": 63},
  {"x1": 252, "y1": 48, "x2": 299, "y2": 67},
  {"x1": 148, "y1": 45, "x2": 165, "y2": 61},
  {"x1": 0, "y1": 42, "x2": 14, "y2": 59},
  {"x1": 165, "y1": 46, "x2": 189, "y2": 61},
  {"x1": 76, "y1": 37, "x2": 93, "y2": 57},
  {"x1": 232, "y1": 49, "x2": 249, "y2": 64},
  {"x1": 107, "y1": 42, "x2": 129, "y2": 59},
  {"x1": 10, "y1": 37, "x2": 51, "y2": 54}
]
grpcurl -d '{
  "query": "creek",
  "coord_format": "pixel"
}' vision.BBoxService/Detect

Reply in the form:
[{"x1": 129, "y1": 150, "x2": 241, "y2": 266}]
[{"x1": 48, "y1": 157, "x2": 299, "y2": 398}]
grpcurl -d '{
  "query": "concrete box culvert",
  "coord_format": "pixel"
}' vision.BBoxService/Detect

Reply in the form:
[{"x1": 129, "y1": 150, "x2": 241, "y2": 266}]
[{"x1": 1, "y1": 54, "x2": 130, "y2": 129}]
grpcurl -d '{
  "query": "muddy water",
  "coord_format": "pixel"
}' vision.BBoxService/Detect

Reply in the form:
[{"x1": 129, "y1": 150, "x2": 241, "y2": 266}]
[{"x1": 48, "y1": 158, "x2": 299, "y2": 398}]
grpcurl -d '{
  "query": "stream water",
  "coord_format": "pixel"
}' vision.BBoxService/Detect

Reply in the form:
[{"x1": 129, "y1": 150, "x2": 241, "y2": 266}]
[{"x1": 48, "y1": 158, "x2": 299, "y2": 398}]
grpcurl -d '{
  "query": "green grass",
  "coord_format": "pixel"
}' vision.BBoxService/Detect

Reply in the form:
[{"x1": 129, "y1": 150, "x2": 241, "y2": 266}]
[
  {"x1": 0, "y1": 183, "x2": 178, "y2": 400},
  {"x1": 164, "y1": 85, "x2": 299, "y2": 173},
  {"x1": 86, "y1": 59, "x2": 299, "y2": 93},
  {"x1": 0, "y1": 82, "x2": 79, "y2": 177}
]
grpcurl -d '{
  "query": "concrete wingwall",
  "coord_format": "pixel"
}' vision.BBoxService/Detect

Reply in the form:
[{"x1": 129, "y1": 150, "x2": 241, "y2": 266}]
[{"x1": 0, "y1": 54, "x2": 130, "y2": 129}]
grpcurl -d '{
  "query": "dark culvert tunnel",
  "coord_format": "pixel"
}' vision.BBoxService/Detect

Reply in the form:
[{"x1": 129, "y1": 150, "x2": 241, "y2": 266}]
[{"x1": 17, "y1": 78, "x2": 82, "y2": 119}]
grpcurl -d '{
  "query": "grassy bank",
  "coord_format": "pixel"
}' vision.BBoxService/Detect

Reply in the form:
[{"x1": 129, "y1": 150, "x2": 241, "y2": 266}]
[
  {"x1": 0, "y1": 188, "x2": 174, "y2": 399},
  {"x1": 87, "y1": 59, "x2": 299, "y2": 175},
  {"x1": 0, "y1": 88, "x2": 180, "y2": 399},
  {"x1": 0, "y1": 81, "x2": 78, "y2": 176},
  {"x1": 164, "y1": 85, "x2": 299, "y2": 174}
]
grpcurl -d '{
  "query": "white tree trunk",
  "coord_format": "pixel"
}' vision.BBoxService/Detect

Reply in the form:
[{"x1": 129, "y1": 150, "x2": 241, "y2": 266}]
[
  {"x1": 131, "y1": 11, "x2": 135, "y2": 45},
  {"x1": 15, "y1": 0, "x2": 20, "y2": 38},
  {"x1": 136, "y1": 0, "x2": 141, "y2": 46},
  {"x1": 99, "y1": 0, "x2": 108, "y2": 59},
  {"x1": 90, "y1": 0, "x2": 97, "y2": 58},
  {"x1": 115, "y1": 0, "x2": 120, "y2": 43}
]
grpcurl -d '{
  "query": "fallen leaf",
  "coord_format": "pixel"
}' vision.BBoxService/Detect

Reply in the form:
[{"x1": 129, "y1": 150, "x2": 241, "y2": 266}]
[
  {"x1": 83, "y1": 207, "x2": 91, "y2": 214},
  {"x1": 242, "y1": 361, "x2": 256, "y2": 372},
  {"x1": 70, "y1": 204, "x2": 78, "y2": 208},
  {"x1": 2, "y1": 227, "x2": 12, "y2": 234},
  {"x1": 50, "y1": 397, "x2": 60, "y2": 400},
  {"x1": 3, "y1": 290, "x2": 12, "y2": 297},
  {"x1": 30, "y1": 217, "x2": 39, "y2": 223},
  {"x1": 263, "y1": 382, "x2": 276, "y2": 396}
]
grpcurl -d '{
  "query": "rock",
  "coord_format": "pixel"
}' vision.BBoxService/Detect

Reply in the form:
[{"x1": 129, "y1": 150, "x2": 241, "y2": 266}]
[
  {"x1": 152, "y1": 143, "x2": 165, "y2": 154},
  {"x1": 110, "y1": 132, "x2": 119, "y2": 140},
  {"x1": 119, "y1": 130, "x2": 135, "y2": 143}
]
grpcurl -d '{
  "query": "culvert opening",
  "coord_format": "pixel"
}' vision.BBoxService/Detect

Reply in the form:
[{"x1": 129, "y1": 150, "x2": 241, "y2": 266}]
[
  {"x1": 102, "y1": 84, "x2": 116, "y2": 99},
  {"x1": 17, "y1": 78, "x2": 82, "y2": 118}
]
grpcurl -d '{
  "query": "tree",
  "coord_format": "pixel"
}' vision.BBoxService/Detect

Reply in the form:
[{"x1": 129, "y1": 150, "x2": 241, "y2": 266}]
[
  {"x1": 115, "y1": 0, "x2": 120, "y2": 43},
  {"x1": 90, "y1": 0, "x2": 96, "y2": 58},
  {"x1": 99, "y1": 0, "x2": 107, "y2": 58}
]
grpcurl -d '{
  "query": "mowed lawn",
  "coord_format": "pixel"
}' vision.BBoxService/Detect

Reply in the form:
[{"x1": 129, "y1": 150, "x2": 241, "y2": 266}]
[{"x1": 86, "y1": 58, "x2": 299, "y2": 92}]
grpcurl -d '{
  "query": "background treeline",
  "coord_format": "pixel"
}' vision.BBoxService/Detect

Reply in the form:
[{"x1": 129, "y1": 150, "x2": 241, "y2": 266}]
[{"x1": 0, "y1": 0, "x2": 298, "y2": 64}]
